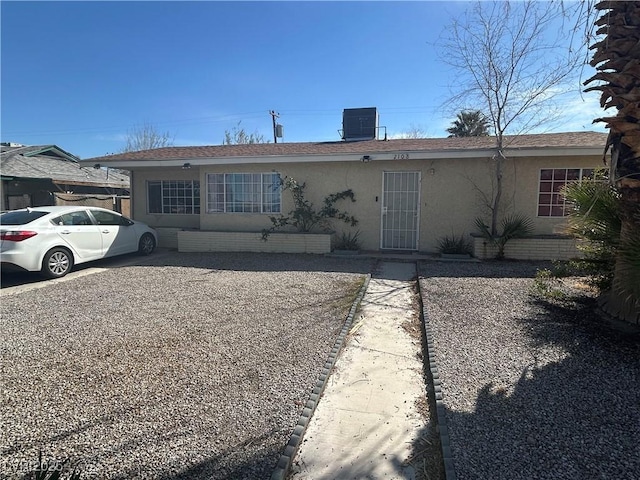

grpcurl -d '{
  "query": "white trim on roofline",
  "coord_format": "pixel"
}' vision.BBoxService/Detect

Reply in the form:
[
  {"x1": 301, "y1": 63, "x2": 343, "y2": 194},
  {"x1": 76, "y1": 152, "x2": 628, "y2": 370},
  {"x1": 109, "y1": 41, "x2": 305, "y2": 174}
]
[{"x1": 91, "y1": 145, "x2": 605, "y2": 169}]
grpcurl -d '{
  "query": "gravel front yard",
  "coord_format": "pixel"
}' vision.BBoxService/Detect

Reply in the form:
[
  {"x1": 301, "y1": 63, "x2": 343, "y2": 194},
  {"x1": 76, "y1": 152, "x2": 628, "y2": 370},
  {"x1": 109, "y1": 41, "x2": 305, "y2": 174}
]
[
  {"x1": 418, "y1": 261, "x2": 640, "y2": 480},
  {"x1": 1, "y1": 253, "x2": 372, "y2": 479}
]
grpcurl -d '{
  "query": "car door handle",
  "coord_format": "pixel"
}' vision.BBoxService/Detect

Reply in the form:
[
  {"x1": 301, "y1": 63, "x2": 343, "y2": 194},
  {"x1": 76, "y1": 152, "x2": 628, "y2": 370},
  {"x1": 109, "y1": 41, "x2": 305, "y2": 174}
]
[
  {"x1": 61, "y1": 230, "x2": 71, "y2": 234},
  {"x1": 102, "y1": 230, "x2": 110, "y2": 234}
]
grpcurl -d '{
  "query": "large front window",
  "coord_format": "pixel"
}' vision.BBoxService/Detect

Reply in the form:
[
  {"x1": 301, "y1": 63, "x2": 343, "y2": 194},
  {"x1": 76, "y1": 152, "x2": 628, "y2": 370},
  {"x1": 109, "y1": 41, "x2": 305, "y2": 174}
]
[
  {"x1": 147, "y1": 180, "x2": 200, "y2": 214},
  {"x1": 207, "y1": 173, "x2": 281, "y2": 214},
  {"x1": 537, "y1": 168, "x2": 594, "y2": 217}
]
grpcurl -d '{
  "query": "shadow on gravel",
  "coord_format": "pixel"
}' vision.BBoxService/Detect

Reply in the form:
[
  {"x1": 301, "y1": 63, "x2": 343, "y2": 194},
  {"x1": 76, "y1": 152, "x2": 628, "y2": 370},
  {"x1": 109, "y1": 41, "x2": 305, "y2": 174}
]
[
  {"x1": 0, "y1": 252, "x2": 148, "y2": 288},
  {"x1": 143, "y1": 444, "x2": 281, "y2": 480},
  {"x1": 442, "y1": 294, "x2": 640, "y2": 479}
]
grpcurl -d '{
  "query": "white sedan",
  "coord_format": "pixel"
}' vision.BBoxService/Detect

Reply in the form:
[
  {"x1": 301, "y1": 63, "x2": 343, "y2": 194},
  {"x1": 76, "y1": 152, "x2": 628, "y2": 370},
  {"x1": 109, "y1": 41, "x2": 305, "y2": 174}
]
[{"x1": 0, "y1": 206, "x2": 158, "y2": 278}]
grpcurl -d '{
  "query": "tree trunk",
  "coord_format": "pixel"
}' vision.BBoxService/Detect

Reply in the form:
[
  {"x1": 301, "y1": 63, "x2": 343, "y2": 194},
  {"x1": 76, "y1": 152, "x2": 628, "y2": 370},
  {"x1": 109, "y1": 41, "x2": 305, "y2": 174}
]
[
  {"x1": 585, "y1": 1, "x2": 640, "y2": 325},
  {"x1": 598, "y1": 175, "x2": 640, "y2": 325},
  {"x1": 490, "y1": 136, "x2": 506, "y2": 237}
]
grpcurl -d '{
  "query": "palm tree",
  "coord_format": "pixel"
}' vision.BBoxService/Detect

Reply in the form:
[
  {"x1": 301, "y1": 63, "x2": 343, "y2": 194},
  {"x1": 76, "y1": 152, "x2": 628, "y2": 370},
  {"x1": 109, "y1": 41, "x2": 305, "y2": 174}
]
[
  {"x1": 584, "y1": 1, "x2": 640, "y2": 324},
  {"x1": 563, "y1": 172, "x2": 621, "y2": 289},
  {"x1": 446, "y1": 110, "x2": 491, "y2": 137}
]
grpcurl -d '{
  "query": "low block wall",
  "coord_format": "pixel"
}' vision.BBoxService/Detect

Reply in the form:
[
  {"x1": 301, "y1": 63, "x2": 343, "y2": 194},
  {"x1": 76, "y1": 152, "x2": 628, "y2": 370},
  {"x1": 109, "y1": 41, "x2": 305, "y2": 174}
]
[
  {"x1": 472, "y1": 235, "x2": 582, "y2": 261},
  {"x1": 177, "y1": 231, "x2": 332, "y2": 254},
  {"x1": 154, "y1": 227, "x2": 181, "y2": 249}
]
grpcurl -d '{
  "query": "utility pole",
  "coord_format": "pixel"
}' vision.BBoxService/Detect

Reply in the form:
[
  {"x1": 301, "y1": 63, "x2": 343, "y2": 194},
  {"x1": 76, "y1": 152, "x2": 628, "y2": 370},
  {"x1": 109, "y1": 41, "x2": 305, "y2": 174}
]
[{"x1": 269, "y1": 110, "x2": 280, "y2": 143}]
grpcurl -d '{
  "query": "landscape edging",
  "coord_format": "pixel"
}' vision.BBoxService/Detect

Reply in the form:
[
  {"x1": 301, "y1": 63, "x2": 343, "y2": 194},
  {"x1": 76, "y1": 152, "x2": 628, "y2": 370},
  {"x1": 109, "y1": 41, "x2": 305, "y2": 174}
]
[
  {"x1": 417, "y1": 274, "x2": 457, "y2": 480},
  {"x1": 270, "y1": 273, "x2": 372, "y2": 480}
]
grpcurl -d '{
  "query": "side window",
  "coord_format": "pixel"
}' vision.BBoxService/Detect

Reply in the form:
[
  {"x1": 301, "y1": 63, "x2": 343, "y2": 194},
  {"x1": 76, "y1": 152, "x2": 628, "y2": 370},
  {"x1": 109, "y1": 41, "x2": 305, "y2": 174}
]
[
  {"x1": 51, "y1": 211, "x2": 93, "y2": 226},
  {"x1": 91, "y1": 210, "x2": 121, "y2": 226},
  {"x1": 537, "y1": 168, "x2": 598, "y2": 217},
  {"x1": 147, "y1": 180, "x2": 200, "y2": 214}
]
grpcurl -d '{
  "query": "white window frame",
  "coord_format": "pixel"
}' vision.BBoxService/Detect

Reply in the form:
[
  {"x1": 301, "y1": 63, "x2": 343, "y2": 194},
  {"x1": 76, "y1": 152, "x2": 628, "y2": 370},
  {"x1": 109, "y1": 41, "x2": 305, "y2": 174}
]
[
  {"x1": 206, "y1": 172, "x2": 281, "y2": 214},
  {"x1": 147, "y1": 180, "x2": 200, "y2": 215}
]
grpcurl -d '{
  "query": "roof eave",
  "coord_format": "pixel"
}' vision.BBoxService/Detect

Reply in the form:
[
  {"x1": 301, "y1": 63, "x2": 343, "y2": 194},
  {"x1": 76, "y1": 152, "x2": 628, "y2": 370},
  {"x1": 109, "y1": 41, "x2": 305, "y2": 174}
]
[
  {"x1": 83, "y1": 145, "x2": 606, "y2": 169},
  {"x1": 23, "y1": 145, "x2": 81, "y2": 163},
  {"x1": 51, "y1": 179, "x2": 130, "y2": 189}
]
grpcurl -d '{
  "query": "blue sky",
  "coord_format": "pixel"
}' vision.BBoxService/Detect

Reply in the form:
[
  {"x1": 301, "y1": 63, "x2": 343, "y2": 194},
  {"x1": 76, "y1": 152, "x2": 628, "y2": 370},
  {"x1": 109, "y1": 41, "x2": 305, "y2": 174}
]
[{"x1": 1, "y1": 1, "x2": 605, "y2": 159}]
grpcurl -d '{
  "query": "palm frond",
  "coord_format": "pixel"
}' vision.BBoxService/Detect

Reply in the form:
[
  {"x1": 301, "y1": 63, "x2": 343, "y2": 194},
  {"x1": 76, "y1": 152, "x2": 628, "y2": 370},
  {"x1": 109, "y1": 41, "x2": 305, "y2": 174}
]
[
  {"x1": 500, "y1": 213, "x2": 534, "y2": 241},
  {"x1": 563, "y1": 180, "x2": 622, "y2": 245}
]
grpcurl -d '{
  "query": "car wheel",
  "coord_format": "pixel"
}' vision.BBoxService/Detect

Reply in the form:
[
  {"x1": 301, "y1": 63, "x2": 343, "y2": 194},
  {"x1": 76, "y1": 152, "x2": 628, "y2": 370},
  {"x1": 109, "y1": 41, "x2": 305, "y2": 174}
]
[
  {"x1": 138, "y1": 233, "x2": 156, "y2": 255},
  {"x1": 42, "y1": 248, "x2": 73, "y2": 278}
]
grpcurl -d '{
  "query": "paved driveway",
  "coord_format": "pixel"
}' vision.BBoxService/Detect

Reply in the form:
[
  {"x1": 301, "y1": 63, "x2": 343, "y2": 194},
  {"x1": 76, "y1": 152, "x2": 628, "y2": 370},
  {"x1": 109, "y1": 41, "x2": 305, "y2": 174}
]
[{"x1": 1, "y1": 252, "x2": 373, "y2": 479}]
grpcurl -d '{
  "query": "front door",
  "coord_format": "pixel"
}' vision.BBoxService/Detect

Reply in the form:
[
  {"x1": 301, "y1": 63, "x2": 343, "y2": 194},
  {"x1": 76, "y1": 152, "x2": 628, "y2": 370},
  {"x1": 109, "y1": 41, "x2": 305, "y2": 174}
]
[{"x1": 381, "y1": 171, "x2": 420, "y2": 250}]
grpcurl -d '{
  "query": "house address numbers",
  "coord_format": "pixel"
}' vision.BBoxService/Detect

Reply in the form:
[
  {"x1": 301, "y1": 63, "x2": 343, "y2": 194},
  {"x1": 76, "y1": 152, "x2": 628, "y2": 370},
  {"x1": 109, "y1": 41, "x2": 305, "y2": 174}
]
[{"x1": 393, "y1": 154, "x2": 410, "y2": 160}]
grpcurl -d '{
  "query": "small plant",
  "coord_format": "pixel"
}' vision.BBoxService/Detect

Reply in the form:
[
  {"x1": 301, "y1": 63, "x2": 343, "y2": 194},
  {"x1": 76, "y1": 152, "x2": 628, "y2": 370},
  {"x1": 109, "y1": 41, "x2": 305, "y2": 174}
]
[
  {"x1": 334, "y1": 230, "x2": 361, "y2": 251},
  {"x1": 437, "y1": 233, "x2": 472, "y2": 255},
  {"x1": 262, "y1": 177, "x2": 358, "y2": 240},
  {"x1": 532, "y1": 268, "x2": 567, "y2": 300},
  {"x1": 475, "y1": 213, "x2": 533, "y2": 259}
]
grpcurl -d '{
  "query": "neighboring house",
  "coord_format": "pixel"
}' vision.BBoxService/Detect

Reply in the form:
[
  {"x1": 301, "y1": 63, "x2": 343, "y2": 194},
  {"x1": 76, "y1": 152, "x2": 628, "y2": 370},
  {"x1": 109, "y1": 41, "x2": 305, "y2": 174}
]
[
  {"x1": 84, "y1": 131, "x2": 608, "y2": 259},
  {"x1": 1, "y1": 143, "x2": 130, "y2": 212}
]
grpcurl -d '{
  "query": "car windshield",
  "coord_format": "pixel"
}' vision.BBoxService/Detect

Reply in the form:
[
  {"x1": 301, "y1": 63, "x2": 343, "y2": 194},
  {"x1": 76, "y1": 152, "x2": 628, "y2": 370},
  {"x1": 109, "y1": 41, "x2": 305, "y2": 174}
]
[{"x1": 0, "y1": 210, "x2": 50, "y2": 225}]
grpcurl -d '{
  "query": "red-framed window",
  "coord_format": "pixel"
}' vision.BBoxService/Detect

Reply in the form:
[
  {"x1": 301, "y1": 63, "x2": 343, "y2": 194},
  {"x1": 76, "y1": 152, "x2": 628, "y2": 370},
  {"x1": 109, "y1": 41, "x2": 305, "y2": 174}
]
[{"x1": 537, "y1": 168, "x2": 594, "y2": 217}]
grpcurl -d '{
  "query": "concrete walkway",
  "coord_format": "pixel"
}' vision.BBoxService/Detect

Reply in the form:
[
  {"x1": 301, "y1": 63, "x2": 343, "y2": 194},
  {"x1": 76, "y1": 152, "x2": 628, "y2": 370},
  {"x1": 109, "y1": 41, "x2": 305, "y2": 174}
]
[{"x1": 290, "y1": 262, "x2": 426, "y2": 480}]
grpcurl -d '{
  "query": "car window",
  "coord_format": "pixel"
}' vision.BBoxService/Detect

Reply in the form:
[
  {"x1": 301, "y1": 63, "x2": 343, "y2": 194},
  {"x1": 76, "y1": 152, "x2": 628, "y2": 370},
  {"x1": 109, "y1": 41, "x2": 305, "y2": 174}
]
[
  {"x1": 0, "y1": 210, "x2": 49, "y2": 225},
  {"x1": 51, "y1": 211, "x2": 93, "y2": 226},
  {"x1": 90, "y1": 210, "x2": 122, "y2": 226}
]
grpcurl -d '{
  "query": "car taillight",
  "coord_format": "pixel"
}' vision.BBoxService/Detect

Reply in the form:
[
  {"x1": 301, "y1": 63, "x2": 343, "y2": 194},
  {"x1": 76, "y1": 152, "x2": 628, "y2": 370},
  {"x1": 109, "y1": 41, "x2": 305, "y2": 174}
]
[{"x1": 0, "y1": 231, "x2": 38, "y2": 241}]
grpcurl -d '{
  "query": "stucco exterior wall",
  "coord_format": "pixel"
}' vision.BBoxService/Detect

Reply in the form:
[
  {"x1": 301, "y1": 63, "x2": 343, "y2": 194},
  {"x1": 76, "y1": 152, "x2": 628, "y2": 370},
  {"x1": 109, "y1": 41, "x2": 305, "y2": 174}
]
[
  {"x1": 129, "y1": 153, "x2": 601, "y2": 254},
  {"x1": 197, "y1": 158, "x2": 494, "y2": 252},
  {"x1": 506, "y1": 155, "x2": 604, "y2": 235}
]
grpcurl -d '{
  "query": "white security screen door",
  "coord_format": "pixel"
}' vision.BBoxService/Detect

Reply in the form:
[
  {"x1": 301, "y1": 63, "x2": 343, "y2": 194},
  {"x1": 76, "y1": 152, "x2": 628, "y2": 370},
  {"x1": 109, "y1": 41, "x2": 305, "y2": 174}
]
[{"x1": 381, "y1": 171, "x2": 421, "y2": 250}]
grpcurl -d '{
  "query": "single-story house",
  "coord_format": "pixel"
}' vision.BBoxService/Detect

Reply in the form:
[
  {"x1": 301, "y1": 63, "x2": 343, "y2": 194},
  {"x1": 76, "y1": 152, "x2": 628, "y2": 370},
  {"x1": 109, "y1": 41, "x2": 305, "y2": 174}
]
[
  {"x1": 1, "y1": 143, "x2": 130, "y2": 213},
  {"x1": 84, "y1": 131, "x2": 608, "y2": 260}
]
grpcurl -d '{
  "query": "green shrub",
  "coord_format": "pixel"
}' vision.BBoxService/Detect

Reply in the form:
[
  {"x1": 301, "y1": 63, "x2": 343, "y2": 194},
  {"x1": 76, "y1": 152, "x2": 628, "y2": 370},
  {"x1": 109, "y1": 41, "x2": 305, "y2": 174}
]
[
  {"x1": 262, "y1": 177, "x2": 358, "y2": 240},
  {"x1": 532, "y1": 268, "x2": 567, "y2": 300},
  {"x1": 437, "y1": 234, "x2": 472, "y2": 255},
  {"x1": 334, "y1": 230, "x2": 361, "y2": 251},
  {"x1": 475, "y1": 213, "x2": 533, "y2": 259},
  {"x1": 562, "y1": 172, "x2": 621, "y2": 291}
]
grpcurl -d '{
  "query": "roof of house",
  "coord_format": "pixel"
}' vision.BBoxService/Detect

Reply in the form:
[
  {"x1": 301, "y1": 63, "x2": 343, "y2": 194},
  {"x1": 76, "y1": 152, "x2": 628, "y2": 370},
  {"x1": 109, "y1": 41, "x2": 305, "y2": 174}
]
[
  {"x1": 1, "y1": 144, "x2": 130, "y2": 189},
  {"x1": 84, "y1": 131, "x2": 608, "y2": 168}
]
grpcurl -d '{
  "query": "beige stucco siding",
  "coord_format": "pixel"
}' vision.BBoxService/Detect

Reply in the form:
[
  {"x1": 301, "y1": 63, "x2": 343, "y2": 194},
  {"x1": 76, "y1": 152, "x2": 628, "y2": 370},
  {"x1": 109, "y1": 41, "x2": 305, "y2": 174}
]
[
  {"x1": 511, "y1": 155, "x2": 605, "y2": 234},
  {"x1": 129, "y1": 153, "x2": 602, "y2": 253},
  {"x1": 195, "y1": 156, "x2": 526, "y2": 252}
]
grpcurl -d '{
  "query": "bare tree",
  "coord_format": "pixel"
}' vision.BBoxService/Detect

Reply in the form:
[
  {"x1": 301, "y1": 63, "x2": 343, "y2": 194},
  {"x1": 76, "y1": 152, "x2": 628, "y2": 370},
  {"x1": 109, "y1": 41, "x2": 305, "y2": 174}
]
[
  {"x1": 441, "y1": 0, "x2": 585, "y2": 235},
  {"x1": 394, "y1": 123, "x2": 429, "y2": 139},
  {"x1": 121, "y1": 122, "x2": 174, "y2": 153},
  {"x1": 223, "y1": 121, "x2": 268, "y2": 145},
  {"x1": 399, "y1": 123, "x2": 429, "y2": 139}
]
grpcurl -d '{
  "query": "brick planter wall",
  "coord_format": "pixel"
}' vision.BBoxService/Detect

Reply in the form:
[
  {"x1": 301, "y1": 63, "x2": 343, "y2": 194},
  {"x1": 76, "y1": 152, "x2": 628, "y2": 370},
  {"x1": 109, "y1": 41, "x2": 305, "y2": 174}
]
[
  {"x1": 472, "y1": 235, "x2": 582, "y2": 261},
  {"x1": 154, "y1": 227, "x2": 181, "y2": 249},
  {"x1": 177, "y1": 231, "x2": 332, "y2": 254}
]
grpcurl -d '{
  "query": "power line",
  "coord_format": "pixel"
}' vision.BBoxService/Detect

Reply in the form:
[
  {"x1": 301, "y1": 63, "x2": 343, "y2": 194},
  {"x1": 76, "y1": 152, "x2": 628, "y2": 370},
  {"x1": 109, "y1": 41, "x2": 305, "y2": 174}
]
[{"x1": 2, "y1": 98, "x2": 601, "y2": 138}]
